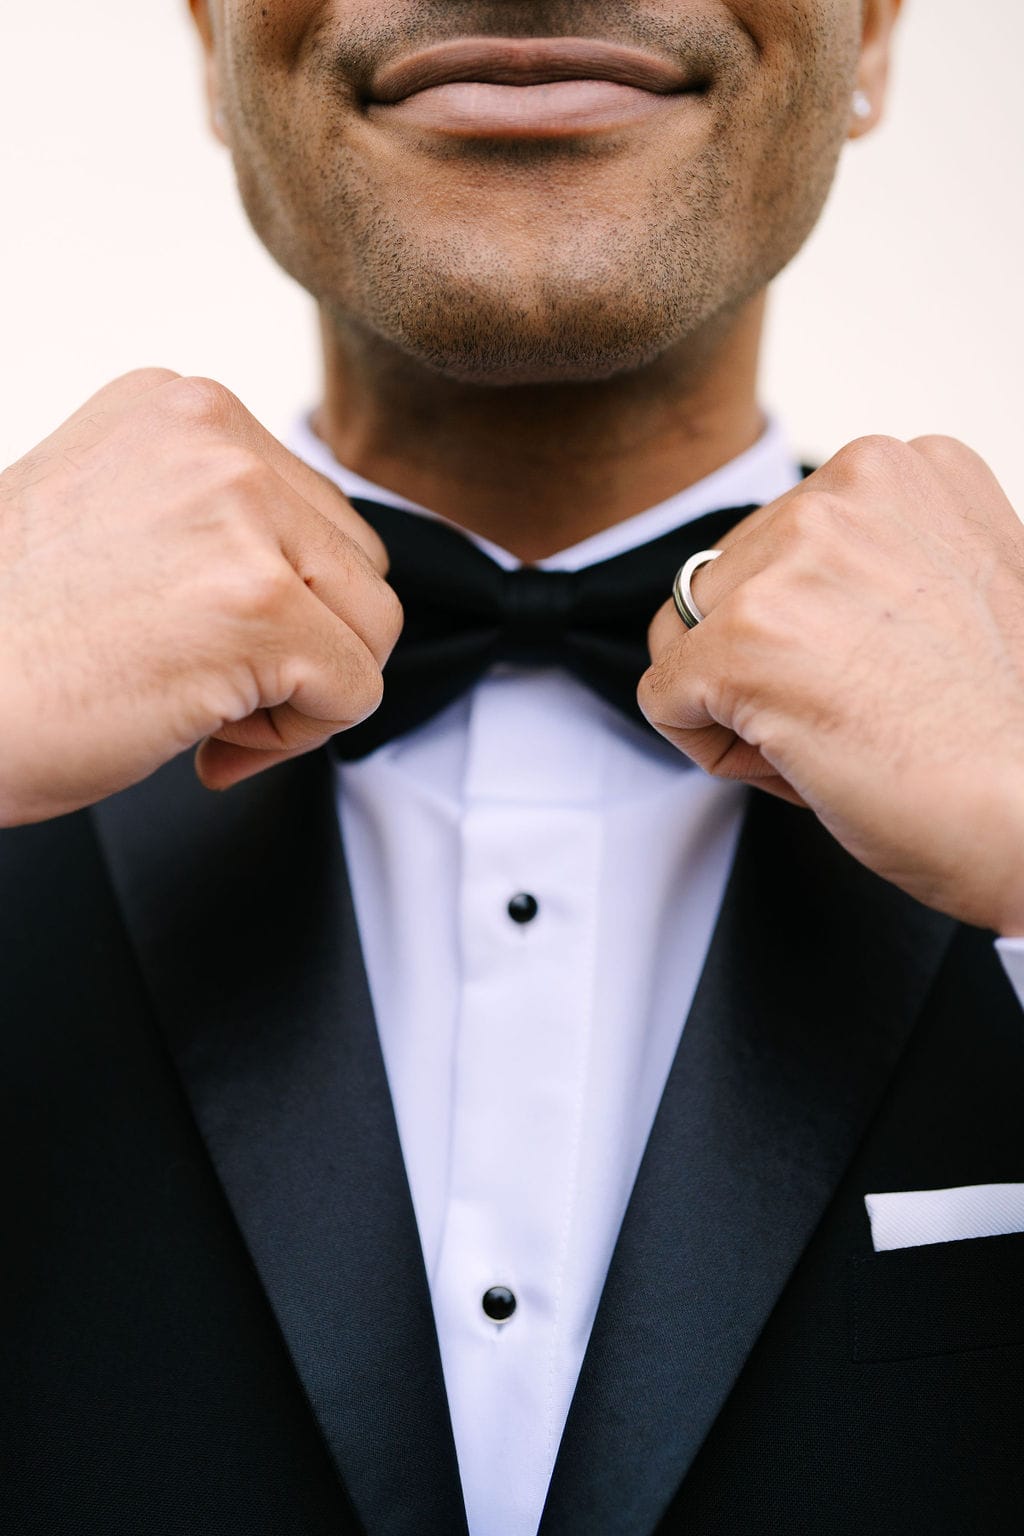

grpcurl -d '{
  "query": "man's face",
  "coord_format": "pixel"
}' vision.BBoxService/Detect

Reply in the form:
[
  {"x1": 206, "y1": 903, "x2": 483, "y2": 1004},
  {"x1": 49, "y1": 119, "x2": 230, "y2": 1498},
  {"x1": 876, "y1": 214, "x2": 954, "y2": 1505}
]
[{"x1": 196, "y1": 2, "x2": 883, "y2": 384}]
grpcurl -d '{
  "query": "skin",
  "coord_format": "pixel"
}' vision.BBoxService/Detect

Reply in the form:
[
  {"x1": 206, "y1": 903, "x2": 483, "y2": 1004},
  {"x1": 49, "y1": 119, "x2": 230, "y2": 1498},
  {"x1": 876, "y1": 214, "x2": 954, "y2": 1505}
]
[
  {"x1": 641, "y1": 435, "x2": 1024, "y2": 936},
  {"x1": 0, "y1": 369, "x2": 402, "y2": 814},
  {"x1": 193, "y1": 0, "x2": 889, "y2": 553},
  {"x1": 3, "y1": 0, "x2": 1024, "y2": 935}
]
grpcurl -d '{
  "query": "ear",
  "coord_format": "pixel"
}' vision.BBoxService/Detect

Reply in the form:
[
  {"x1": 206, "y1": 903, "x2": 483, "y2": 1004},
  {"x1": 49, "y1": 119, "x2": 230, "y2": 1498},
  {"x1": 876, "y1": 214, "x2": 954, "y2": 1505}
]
[
  {"x1": 188, "y1": 0, "x2": 228, "y2": 145},
  {"x1": 849, "y1": 0, "x2": 904, "y2": 139}
]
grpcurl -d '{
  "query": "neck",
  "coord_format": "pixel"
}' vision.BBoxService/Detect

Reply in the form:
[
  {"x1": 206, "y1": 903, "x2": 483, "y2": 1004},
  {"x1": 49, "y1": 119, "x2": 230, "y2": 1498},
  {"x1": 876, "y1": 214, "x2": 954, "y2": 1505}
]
[{"x1": 313, "y1": 295, "x2": 766, "y2": 563}]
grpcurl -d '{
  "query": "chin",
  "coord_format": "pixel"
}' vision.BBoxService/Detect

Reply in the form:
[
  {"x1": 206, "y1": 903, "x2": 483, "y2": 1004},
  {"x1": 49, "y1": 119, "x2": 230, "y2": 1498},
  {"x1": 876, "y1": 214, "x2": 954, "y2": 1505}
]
[
  {"x1": 350, "y1": 243, "x2": 718, "y2": 387},
  {"x1": 387, "y1": 316, "x2": 677, "y2": 387}
]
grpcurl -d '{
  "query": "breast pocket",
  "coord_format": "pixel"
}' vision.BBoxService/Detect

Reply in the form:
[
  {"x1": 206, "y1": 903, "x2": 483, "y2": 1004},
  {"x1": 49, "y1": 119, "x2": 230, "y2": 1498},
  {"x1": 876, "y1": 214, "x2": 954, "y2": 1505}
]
[{"x1": 852, "y1": 1230, "x2": 1024, "y2": 1363}]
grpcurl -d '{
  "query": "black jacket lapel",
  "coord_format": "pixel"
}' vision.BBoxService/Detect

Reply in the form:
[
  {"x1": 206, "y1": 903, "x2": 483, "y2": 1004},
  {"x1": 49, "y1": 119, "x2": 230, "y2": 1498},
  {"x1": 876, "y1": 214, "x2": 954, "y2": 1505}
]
[
  {"x1": 540, "y1": 792, "x2": 955, "y2": 1536},
  {"x1": 93, "y1": 752, "x2": 468, "y2": 1536}
]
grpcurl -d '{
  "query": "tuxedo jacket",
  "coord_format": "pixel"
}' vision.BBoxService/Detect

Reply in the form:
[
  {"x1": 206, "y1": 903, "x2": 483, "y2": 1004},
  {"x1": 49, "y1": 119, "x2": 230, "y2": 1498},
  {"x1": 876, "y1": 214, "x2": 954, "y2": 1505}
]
[{"x1": 1, "y1": 749, "x2": 1023, "y2": 1535}]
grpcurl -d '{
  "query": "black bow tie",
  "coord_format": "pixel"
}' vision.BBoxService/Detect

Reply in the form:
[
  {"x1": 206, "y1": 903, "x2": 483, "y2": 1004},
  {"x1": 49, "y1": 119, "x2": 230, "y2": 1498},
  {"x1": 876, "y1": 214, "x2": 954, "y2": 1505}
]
[{"x1": 331, "y1": 497, "x2": 758, "y2": 760}]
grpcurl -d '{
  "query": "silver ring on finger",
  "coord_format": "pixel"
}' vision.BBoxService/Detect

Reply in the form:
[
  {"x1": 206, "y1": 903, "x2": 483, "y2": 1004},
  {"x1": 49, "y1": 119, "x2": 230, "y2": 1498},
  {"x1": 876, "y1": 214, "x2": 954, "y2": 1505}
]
[{"x1": 672, "y1": 549, "x2": 723, "y2": 630}]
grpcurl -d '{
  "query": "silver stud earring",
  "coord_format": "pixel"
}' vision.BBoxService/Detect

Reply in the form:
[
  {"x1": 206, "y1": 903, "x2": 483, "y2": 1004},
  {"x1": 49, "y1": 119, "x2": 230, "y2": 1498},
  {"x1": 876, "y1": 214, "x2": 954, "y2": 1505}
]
[
  {"x1": 213, "y1": 105, "x2": 227, "y2": 137},
  {"x1": 852, "y1": 90, "x2": 872, "y2": 122}
]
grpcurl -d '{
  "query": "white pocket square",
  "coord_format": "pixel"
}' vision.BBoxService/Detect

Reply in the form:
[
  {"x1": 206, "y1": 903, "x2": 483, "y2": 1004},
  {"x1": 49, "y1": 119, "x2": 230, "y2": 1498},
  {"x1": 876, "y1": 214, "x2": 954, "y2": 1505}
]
[{"x1": 864, "y1": 1183, "x2": 1024, "y2": 1253}]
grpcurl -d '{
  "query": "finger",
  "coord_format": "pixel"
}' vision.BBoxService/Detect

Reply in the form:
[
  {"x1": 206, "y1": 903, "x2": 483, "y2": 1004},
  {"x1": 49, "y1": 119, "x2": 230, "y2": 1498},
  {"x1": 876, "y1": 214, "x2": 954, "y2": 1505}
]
[
  {"x1": 648, "y1": 596, "x2": 689, "y2": 662},
  {"x1": 642, "y1": 690, "x2": 809, "y2": 804},
  {"x1": 162, "y1": 377, "x2": 392, "y2": 576},
  {"x1": 640, "y1": 602, "x2": 808, "y2": 804},
  {"x1": 200, "y1": 678, "x2": 380, "y2": 789},
  {"x1": 639, "y1": 617, "x2": 743, "y2": 763},
  {"x1": 155, "y1": 419, "x2": 403, "y2": 670},
  {"x1": 194, "y1": 738, "x2": 313, "y2": 791},
  {"x1": 213, "y1": 569, "x2": 385, "y2": 749},
  {"x1": 274, "y1": 500, "x2": 404, "y2": 669},
  {"x1": 658, "y1": 483, "x2": 819, "y2": 636},
  {"x1": 665, "y1": 456, "x2": 905, "y2": 634},
  {"x1": 260, "y1": 574, "x2": 386, "y2": 734},
  {"x1": 255, "y1": 434, "x2": 392, "y2": 577},
  {"x1": 222, "y1": 455, "x2": 402, "y2": 669},
  {"x1": 651, "y1": 530, "x2": 755, "y2": 644},
  {"x1": 641, "y1": 680, "x2": 807, "y2": 802}
]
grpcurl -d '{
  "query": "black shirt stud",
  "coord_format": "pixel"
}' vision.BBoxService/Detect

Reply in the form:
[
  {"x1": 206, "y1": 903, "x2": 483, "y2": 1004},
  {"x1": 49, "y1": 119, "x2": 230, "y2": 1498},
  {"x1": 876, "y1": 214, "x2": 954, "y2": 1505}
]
[
  {"x1": 507, "y1": 893, "x2": 539, "y2": 925},
  {"x1": 482, "y1": 1286, "x2": 517, "y2": 1322}
]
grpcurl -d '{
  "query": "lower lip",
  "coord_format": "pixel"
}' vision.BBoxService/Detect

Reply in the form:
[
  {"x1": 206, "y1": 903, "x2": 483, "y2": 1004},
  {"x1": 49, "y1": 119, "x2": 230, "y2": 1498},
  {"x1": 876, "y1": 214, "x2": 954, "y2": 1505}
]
[{"x1": 369, "y1": 79, "x2": 686, "y2": 138}]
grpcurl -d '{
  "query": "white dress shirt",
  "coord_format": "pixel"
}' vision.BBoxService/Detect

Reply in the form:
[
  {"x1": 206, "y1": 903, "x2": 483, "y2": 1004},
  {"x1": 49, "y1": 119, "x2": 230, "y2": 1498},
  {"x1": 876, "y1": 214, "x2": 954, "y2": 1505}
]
[{"x1": 290, "y1": 415, "x2": 1024, "y2": 1536}]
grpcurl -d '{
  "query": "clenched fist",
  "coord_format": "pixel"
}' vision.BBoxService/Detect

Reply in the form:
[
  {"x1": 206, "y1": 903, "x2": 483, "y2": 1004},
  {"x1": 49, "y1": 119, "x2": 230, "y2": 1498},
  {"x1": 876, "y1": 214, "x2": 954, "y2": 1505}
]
[
  {"x1": 0, "y1": 369, "x2": 402, "y2": 825},
  {"x1": 640, "y1": 435, "x2": 1024, "y2": 938}
]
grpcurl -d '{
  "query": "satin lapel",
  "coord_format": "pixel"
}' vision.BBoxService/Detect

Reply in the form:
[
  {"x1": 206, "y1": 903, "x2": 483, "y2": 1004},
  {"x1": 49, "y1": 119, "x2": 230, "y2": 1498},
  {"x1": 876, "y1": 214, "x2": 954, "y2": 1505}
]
[
  {"x1": 93, "y1": 753, "x2": 468, "y2": 1536},
  {"x1": 540, "y1": 792, "x2": 955, "y2": 1536}
]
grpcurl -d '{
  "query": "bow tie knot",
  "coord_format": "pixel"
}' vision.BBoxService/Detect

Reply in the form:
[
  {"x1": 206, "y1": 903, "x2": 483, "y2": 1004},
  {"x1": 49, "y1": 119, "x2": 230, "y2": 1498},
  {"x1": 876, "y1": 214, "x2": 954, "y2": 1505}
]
[{"x1": 499, "y1": 567, "x2": 578, "y2": 664}]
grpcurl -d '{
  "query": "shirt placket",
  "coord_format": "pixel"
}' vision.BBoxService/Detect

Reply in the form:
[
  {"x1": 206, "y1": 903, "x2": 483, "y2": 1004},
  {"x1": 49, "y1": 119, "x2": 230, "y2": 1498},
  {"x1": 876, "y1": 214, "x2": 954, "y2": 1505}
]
[{"x1": 430, "y1": 669, "x2": 604, "y2": 1536}]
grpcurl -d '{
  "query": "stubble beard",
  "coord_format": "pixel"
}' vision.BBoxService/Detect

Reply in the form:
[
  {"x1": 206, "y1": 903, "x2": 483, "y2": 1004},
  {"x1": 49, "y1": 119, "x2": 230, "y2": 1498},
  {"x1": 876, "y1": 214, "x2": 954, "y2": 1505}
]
[{"x1": 313, "y1": 149, "x2": 756, "y2": 387}]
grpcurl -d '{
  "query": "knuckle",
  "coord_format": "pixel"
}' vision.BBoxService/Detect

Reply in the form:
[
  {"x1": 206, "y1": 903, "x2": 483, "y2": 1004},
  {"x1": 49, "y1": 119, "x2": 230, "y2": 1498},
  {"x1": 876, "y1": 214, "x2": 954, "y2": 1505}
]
[
  {"x1": 779, "y1": 494, "x2": 826, "y2": 544},
  {"x1": 781, "y1": 489, "x2": 857, "y2": 546},
  {"x1": 838, "y1": 433, "x2": 907, "y2": 466},
  {"x1": 636, "y1": 665, "x2": 656, "y2": 711},
  {"x1": 729, "y1": 572, "x2": 811, "y2": 661},
  {"x1": 909, "y1": 432, "x2": 967, "y2": 458},
  {"x1": 328, "y1": 556, "x2": 404, "y2": 663},
  {"x1": 830, "y1": 434, "x2": 910, "y2": 486},
  {"x1": 344, "y1": 653, "x2": 385, "y2": 724},
  {"x1": 731, "y1": 697, "x2": 773, "y2": 750},
  {"x1": 714, "y1": 588, "x2": 783, "y2": 686},
  {"x1": 647, "y1": 600, "x2": 684, "y2": 661},
  {"x1": 161, "y1": 374, "x2": 240, "y2": 430},
  {"x1": 636, "y1": 667, "x2": 664, "y2": 722},
  {"x1": 363, "y1": 667, "x2": 386, "y2": 718},
  {"x1": 177, "y1": 448, "x2": 274, "y2": 550},
  {"x1": 221, "y1": 558, "x2": 295, "y2": 624},
  {"x1": 377, "y1": 581, "x2": 404, "y2": 646},
  {"x1": 637, "y1": 644, "x2": 688, "y2": 721},
  {"x1": 211, "y1": 443, "x2": 270, "y2": 500},
  {"x1": 363, "y1": 525, "x2": 390, "y2": 576},
  {"x1": 116, "y1": 366, "x2": 181, "y2": 392},
  {"x1": 338, "y1": 507, "x2": 389, "y2": 576},
  {"x1": 721, "y1": 581, "x2": 768, "y2": 643},
  {"x1": 194, "y1": 668, "x2": 262, "y2": 733},
  {"x1": 909, "y1": 433, "x2": 979, "y2": 476}
]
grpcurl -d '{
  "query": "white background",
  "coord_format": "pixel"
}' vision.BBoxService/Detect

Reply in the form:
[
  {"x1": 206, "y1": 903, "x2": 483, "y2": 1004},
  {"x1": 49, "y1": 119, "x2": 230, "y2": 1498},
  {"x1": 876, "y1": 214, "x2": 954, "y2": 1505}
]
[{"x1": 2, "y1": 0, "x2": 1021, "y2": 507}]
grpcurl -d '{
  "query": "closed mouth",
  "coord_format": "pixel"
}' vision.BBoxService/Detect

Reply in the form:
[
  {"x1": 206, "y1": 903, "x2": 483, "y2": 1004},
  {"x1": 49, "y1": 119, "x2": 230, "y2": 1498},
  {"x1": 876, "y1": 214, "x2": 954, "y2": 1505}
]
[
  {"x1": 366, "y1": 37, "x2": 706, "y2": 105},
  {"x1": 364, "y1": 37, "x2": 707, "y2": 139}
]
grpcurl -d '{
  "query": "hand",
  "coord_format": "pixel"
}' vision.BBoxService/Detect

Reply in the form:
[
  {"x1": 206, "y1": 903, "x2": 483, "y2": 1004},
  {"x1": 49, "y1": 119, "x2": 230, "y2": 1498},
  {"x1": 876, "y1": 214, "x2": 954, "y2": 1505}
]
[
  {"x1": 639, "y1": 436, "x2": 1024, "y2": 937},
  {"x1": 0, "y1": 370, "x2": 402, "y2": 826}
]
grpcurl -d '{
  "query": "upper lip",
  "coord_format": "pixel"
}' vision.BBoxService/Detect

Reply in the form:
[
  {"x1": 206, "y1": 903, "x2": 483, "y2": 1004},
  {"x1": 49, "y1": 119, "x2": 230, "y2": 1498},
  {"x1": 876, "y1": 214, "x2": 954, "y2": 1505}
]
[{"x1": 367, "y1": 38, "x2": 699, "y2": 104}]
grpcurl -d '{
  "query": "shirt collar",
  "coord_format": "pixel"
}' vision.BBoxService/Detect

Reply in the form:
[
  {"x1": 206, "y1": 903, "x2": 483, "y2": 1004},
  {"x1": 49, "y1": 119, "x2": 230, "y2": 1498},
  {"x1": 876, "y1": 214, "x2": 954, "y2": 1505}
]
[{"x1": 287, "y1": 412, "x2": 802, "y2": 572}]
